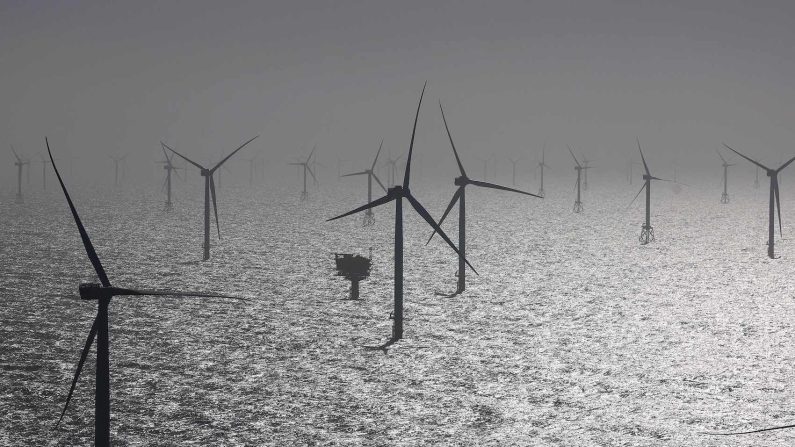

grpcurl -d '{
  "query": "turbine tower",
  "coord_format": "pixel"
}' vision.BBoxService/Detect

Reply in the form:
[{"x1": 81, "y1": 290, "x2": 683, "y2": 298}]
[
  {"x1": 289, "y1": 147, "x2": 317, "y2": 200},
  {"x1": 328, "y1": 83, "x2": 474, "y2": 345},
  {"x1": 724, "y1": 143, "x2": 795, "y2": 259},
  {"x1": 582, "y1": 156, "x2": 591, "y2": 190},
  {"x1": 427, "y1": 102, "x2": 541, "y2": 296},
  {"x1": 340, "y1": 140, "x2": 387, "y2": 226},
  {"x1": 629, "y1": 139, "x2": 669, "y2": 245},
  {"x1": 165, "y1": 136, "x2": 258, "y2": 260},
  {"x1": 567, "y1": 145, "x2": 584, "y2": 213},
  {"x1": 46, "y1": 138, "x2": 243, "y2": 447},
  {"x1": 716, "y1": 148, "x2": 735, "y2": 204},
  {"x1": 109, "y1": 154, "x2": 127, "y2": 186},
  {"x1": 11, "y1": 145, "x2": 29, "y2": 203}
]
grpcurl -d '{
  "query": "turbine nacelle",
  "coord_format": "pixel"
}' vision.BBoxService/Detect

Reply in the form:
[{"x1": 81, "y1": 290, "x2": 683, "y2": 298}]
[
  {"x1": 454, "y1": 175, "x2": 468, "y2": 186},
  {"x1": 200, "y1": 168, "x2": 211, "y2": 177}
]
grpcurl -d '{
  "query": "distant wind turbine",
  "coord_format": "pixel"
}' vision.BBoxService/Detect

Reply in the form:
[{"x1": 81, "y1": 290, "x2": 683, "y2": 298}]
[
  {"x1": 328, "y1": 83, "x2": 474, "y2": 345},
  {"x1": 507, "y1": 157, "x2": 522, "y2": 186},
  {"x1": 109, "y1": 154, "x2": 127, "y2": 186},
  {"x1": 427, "y1": 102, "x2": 541, "y2": 296},
  {"x1": 629, "y1": 139, "x2": 669, "y2": 245},
  {"x1": 567, "y1": 145, "x2": 584, "y2": 213},
  {"x1": 723, "y1": 143, "x2": 795, "y2": 259},
  {"x1": 340, "y1": 140, "x2": 387, "y2": 226},
  {"x1": 39, "y1": 153, "x2": 51, "y2": 191},
  {"x1": 289, "y1": 147, "x2": 317, "y2": 200},
  {"x1": 10, "y1": 145, "x2": 29, "y2": 203},
  {"x1": 537, "y1": 143, "x2": 548, "y2": 197},
  {"x1": 46, "y1": 138, "x2": 244, "y2": 447},
  {"x1": 165, "y1": 136, "x2": 259, "y2": 260},
  {"x1": 715, "y1": 148, "x2": 735, "y2": 204},
  {"x1": 158, "y1": 143, "x2": 182, "y2": 209}
]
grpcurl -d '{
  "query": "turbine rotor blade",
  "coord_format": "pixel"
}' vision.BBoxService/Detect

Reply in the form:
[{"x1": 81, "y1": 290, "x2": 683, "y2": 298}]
[
  {"x1": 637, "y1": 137, "x2": 651, "y2": 177},
  {"x1": 469, "y1": 179, "x2": 543, "y2": 198},
  {"x1": 777, "y1": 155, "x2": 795, "y2": 173},
  {"x1": 210, "y1": 176, "x2": 220, "y2": 239},
  {"x1": 327, "y1": 193, "x2": 393, "y2": 221},
  {"x1": 306, "y1": 164, "x2": 318, "y2": 185},
  {"x1": 371, "y1": 139, "x2": 384, "y2": 171},
  {"x1": 425, "y1": 187, "x2": 463, "y2": 245},
  {"x1": 163, "y1": 142, "x2": 206, "y2": 171},
  {"x1": 10, "y1": 144, "x2": 21, "y2": 162},
  {"x1": 566, "y1": 144, "x2": 581, "y2": 167},
  {"x1": 403, "y1": 81, "x2": 427, "y2": 189},
  {"x1": 627, "y1": 183, "x2": 647, "y2": 209},
  {"x1": 439, "y1": 102, "x2": 467, "y2": 177},
  {"x1": 775, "y1": 178, "x2": 783, "y2": 237},
  {"x1": 47, "y1": 138, "x2": 111, "y2": 287},
  {"x1": 715, "y1": 148, "x2": 727, "y2": 164},
  {"x1": 341, "y1": 171, "x2": 368, "y2": 178},
  {"x1": 306, "y1": 145, "x2": 316, "y2": 164},
  {"x1": 722, "y1": 143, "x2": 770, "y2": 171},
  {"x1": 371, "y1": 173, "x2": 388, "y2": 193},
  {"x1": 55, "y1": 316, "x2": 98, "y2": 429},
  {"x1": 405, "y1": 193, "x2": 478, "y2": 275},
  {"x1": 211, "y1": 136, "x2": 259, "y2": 173},
  {"x1": 110, "y1": 288, "x2": 248, "y2": 301}
]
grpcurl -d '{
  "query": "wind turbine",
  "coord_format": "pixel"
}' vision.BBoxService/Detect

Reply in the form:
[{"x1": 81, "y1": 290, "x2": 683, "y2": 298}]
[
  {"x1": 427, "y1": 102, "x2": 542, "y2": 296},
  {"x1": 383, "y1": 153, "x2": 403, "y2": 187},
  {"x1": 723, "y1": 143, "x2": 795, "y2": 259},
  {"x1": 629, "y1": 139, "x2": 669, "y2": 245},
  {"x1": 537, "y1": 143, "x2": 548, "y2": 197},
  {"x1": 567, "y1": 145, "x2": 584, "y2": 213},
  {"x1": 165, "y1": 136, "x2": 259, "y2": 260},
  {"x1": 328, "y1": 83, "x2": 474, "y2": 344},
  {"x1": 716, "y1": 148, "x2": 735, "y2": 204},
  {"x1": 289, "y1": 147, "x2": 317, "y2": 200},
  {"x1": 340, "y1": 140, "x2": 387, "y2": 226},
  {"x1": 46, "y1": 138, "x2": 243, "y2": 447},
  {"x1": 109, "y1": 154, "x2": 127, "y2": 186},
  {"x1": 11, "y1": 145, "x2": 29, "y2": 203},
  {"x1": 39, "y1": 153, "x2": 51, "y2": 190},
  {"x1": 507, "y1": 157, "x2": 522, "y2": 186},
  {"x1": 754, "y1": 166, "x2": 760, "y2": 189},
  {"x1": 158, "y1": 143, "x2": 182, "y2": 209},
  {"x1": 243, "y1": 153, "x2": 260, "y2": 187}
]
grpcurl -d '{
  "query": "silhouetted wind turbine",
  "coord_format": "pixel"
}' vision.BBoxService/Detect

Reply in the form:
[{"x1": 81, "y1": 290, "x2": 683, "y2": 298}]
[
  {"x1": 328, "y1": 83, "x2": 475, "y2": 345},
  {"x1": 158, "y1": 143, "x2": 182, "y2": 209},
  {"x1": 46, "y1": 138, "x2": 243, "y2": 447},
  {"x1": 383, "y1": 153, "x2": 403, "y2": 187},
  {"x1": 537, "y1": 143, "x2": 548, "y2": 197},
  {"x1": 427, "y1": 102, "x2": 541, "y2": 296},
  {"x1": 340, "y1": 140, "x2": 387, "y2": 226},
  {"x1": 723, "y1": 143, "x2": 795, "y2": 259},
  {"x1": 109, "y1": 154, "x2": 127, "y2": 186},
  {"x1": 289, "y1": 147, "x2": 317, "y2": 200},
  {"x1": 165, "y1": 136, "x2": 258, "y2": 260},
  {"x1": 567, "y1": 145, "x2": 584, "y2": 213},
  {"x1": 11, "y1": 145, "x2": 29, "y2": 203},
  {"x1": 629, "y1": 139, "x2": 669, "y2": 245},
  {"x1": 715, "y1": 148, "x2": 735, "y2": 204},
  {"x1": 582, "y1": 156, "x2": 592, "y2": 190},
  {"x1": 507, "y1": 157, "x2": 522, "y2": 186}
]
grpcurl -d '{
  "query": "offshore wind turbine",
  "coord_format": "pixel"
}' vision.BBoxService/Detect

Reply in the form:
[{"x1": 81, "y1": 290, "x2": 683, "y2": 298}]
[
  {"x1": 328, "y1": 83, "x2": 474, "y2": 344},
  {"x1": 383, "y1": 152, "x2": 403, "y2": 187},
  {"x1": 340, "y1": 140, "x2": 387, "y2": 226},
  {"x1": 507, "y1": 157, "x2": 522, "y2": 186},
  {"x1": 11, "y1": 145, "x2": 29, "y2": 203},
  {"x1": 165, "y1": 136, "x2": 258, "y2": 260},
  {"x1": 582, "y1": 156, "x2": 592, "y2": 190},
  {"x1": 158, "y1": 143, "x2": 182, "y2": 209},
  {"x1": 46, "y1": 138, "x2": 243, "y2": 447},
  {"x1": 567, "y1": 145, "x2": 584, "y2": 213},
  {"x1": 537, "y1": 143, "x2": 548, "y2": 197},
  {"x1": 723, "y1": 143, "x2": 795, "y2": 259},
  {"x1": 629, "y1": 138, "x2": 669, "y2": 245},
  {"x1": 427, "y1": 102, "x2": 541, "y2": 296},
  {"x1": 109, "y1": 154, "x2": 127, "y2": 186},
  {"x1": 289, "y1": 147, "x2": 317, "y2": 200},
  {"x1": 716, "y1": 148, "x2": 735, "y2": 204}
]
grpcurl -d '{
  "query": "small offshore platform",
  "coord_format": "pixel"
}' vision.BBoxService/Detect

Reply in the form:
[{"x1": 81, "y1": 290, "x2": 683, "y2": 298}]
[{"x1": 334, "y1": 249, "x2": 372, "y2": 300}]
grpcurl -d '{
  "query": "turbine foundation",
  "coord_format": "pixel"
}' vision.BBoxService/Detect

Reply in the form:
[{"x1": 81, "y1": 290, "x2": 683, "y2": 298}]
[
  {"x1": 720, "y1": 192, "x2": 729, "y2": 204},
  {"x1": 639, "y1": 224, "x2": 655, "y2": 245},
  {"x1": 573, "y1": 201, "x2": 583, "y2": 213},
  {"x1": 362, "y1": 211, "x2": 375, "y2": 226},
  {"x1": 301, "y1": 190, "x2": 309, "y2": 201}
]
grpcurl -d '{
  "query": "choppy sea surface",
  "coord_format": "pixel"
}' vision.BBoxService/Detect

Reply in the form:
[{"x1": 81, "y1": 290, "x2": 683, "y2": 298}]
[{"x1": 3, "y1": 175, "x2": 795, "y2": 446}]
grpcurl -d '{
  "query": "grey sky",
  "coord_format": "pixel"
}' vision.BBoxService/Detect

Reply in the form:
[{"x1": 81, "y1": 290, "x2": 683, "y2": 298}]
[{"x1": 3, "y1": 1, "x2": 795, "y2": 187}]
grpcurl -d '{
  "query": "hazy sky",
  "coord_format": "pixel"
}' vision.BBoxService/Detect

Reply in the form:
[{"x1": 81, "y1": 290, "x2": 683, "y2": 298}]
[{"x1": 3, "y1": 1, "x2": 795, "y2": 188}]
